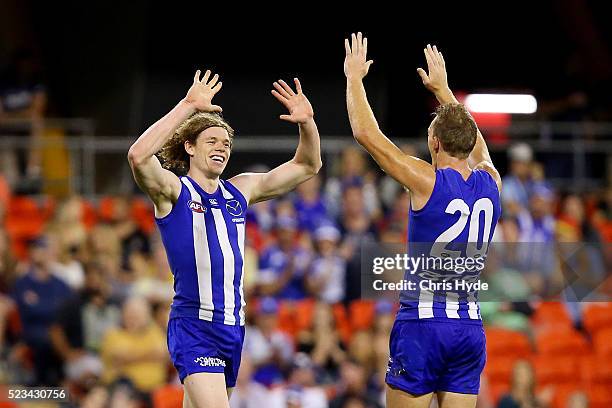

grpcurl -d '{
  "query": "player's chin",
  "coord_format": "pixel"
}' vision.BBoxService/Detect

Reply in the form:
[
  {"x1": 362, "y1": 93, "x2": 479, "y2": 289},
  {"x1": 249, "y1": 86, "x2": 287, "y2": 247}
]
[{"x1": 207, "y1": 161, "x2": 227, "y2": 176}]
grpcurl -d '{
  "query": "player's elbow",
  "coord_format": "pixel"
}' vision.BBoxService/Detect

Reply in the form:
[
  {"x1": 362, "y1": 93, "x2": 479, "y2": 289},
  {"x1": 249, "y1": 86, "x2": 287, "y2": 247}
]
[{"x1": 127, "y1": 145, "x2": 146, "y2": 168}]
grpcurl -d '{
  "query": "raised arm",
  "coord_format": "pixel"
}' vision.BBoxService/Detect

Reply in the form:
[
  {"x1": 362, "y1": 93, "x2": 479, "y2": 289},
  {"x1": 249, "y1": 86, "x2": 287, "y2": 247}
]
[
  {"x1": 127, "y1": 70, "x2": 222, "y2": 216},
  {"x1": 344, "y1": 33, "x2": 435, "y2": 196},
  {"x1": 417, "y1": 45, "x2": 502, "y2": 191},
  {"x1": 230, "y1": 78, "x2": 322, "y2": 204}
]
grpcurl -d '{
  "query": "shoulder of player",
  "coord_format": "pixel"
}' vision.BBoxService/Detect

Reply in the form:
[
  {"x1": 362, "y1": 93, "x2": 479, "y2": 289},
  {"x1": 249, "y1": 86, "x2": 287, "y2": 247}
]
[{"x1": 473, "y1": 161, "x2": 502, "y2": 192}]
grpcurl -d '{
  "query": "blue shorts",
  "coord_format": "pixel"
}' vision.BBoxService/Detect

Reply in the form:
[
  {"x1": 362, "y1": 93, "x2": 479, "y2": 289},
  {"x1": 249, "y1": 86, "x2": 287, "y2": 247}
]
[
  {"x1": 385, "y1": 319, "x2": 486, "y2": 395},
  {"x1": 167, "y1": 317, "x2": 245, "y2": 387}
]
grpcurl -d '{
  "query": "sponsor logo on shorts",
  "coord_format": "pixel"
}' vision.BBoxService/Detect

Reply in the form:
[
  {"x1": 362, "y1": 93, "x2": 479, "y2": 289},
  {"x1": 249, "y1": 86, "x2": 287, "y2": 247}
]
[{"x1": 194, "y1": 356, "x2": 226, "y2": 367}]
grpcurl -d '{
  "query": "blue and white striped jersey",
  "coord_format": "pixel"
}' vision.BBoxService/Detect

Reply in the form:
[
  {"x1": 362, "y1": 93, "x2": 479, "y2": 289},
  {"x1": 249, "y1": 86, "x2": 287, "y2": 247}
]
[
  {"x1": 397, "y1": 168, "x2": 501, "y2": 323},
  {"x1": 156, "y1": 176, "x2": 247, "y2": 326}
]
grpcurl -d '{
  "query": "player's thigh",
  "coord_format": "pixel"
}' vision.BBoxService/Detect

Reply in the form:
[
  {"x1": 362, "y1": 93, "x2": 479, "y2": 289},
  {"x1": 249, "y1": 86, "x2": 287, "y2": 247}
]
[
  {"x1": 184, "y1": 372, "x2": 230, "y2": 408},
  {"x1": 182, "y1": 392, "x2": 192, "y2": 408},
  {"x1": 226, "y1": 387, "x2": 234, "y2": 399},
  {"x1": 386, "y1": 384, "x2": 434, "y2": 408},
  {"x1": 437, "y1": 391, "x2": 477, "y2": 408}
]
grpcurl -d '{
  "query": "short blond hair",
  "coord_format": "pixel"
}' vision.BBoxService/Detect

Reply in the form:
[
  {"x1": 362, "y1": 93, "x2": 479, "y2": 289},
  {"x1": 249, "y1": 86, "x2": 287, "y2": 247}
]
[{"x1": 158, "y1": 112, "x2": 234, "y2": 175}]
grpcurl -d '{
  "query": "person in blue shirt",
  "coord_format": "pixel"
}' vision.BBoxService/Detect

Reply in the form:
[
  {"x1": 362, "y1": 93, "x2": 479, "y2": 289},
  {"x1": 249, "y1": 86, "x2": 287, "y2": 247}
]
[
  {"x1": 258, "y1": 216, "x2": 312, "y2": 300},
  {"x1": 12, "y1": 236, "x2": 72, "y2": 385}
]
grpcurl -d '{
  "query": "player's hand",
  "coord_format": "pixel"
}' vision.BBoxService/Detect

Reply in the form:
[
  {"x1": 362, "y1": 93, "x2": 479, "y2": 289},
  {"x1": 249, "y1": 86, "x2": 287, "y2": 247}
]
[
  {"x1": 417, "y1": 44, "x2": 449, "y2": 94},
  {"x1": 271, "y1": 78, "x2": 314, "y2": 124},
  {"x1": 184, "y1": 69, "x2": 223, "y2": 113},
  {"x1": 344, "y1": 32, "x2": 373, "y2": 80}
]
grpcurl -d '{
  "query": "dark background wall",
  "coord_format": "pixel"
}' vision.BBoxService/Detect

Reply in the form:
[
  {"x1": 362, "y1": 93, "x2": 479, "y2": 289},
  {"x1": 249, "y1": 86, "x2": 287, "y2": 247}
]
[{"x1": 1, "y1": 0, "x2": 610, "y2": 137}]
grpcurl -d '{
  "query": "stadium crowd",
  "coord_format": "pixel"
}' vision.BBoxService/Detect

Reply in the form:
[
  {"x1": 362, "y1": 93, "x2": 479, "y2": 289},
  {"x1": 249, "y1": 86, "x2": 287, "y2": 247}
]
[{"x1": 0, "y1": 142, "x2": 611, "y2": 408}]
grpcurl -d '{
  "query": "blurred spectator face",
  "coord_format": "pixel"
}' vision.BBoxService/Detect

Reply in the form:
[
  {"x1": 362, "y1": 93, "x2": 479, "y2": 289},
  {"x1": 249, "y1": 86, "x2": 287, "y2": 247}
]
[
  {"x1": 566, "y1": 391, "x2": 588, "y2": 408},
  {"x1": 256, "y1": 298, "x2": 279, "y2": 334},
  {"x1": 289, "y1": 352, "x2": 316, "y2": 386},
  {"x1": 122, "y1": 297, "x2": 151, "y2": 332},
  {"x1": 341, "y1": 147, "x2": 366, "y2": 177},
  {"x1": 314, "y1": 225, "x2": 340, "y2": 256},
  {"x1": 340, "y1": 360, "x2": 367, "y2": 394},
  {"x1": 112, "y1": 197, "x2": 131, "y2": 222},
  {"x1": 563, "y1": 194, "x2": 585, "y2": 223},
  {"x1": 342, "y1": 397, "x2": 367, "y2": 408},
  {"x1": 342, "y1": 186, "x2": 365, "y2": 218},
  {"x1": 511, "y1": 360, "x2": 535, "y2": 391},
  {"x1": 81, "y1": 385, "x2": 109, "y2": 408},
  {"x1": 276, "y1": 218, "x2": 297, "y2": 248},
  {"x1": 296, "y1": 174, "x2": 321, "y2": 199},
  {"x1": 28, "y1": 237, "x2": 54, "y2": 269},
  {"x1": 529, "y1": 190, "x2": 552, "y2": 219},
  {"x1": 509, "y1": 143, "x2": 533, "y2": 180},
  {"x1": 84, "y1": 264, "x2": 107, "y2": 296},
  {"x1": 56, "y1": 196, "x2": 84, "y2": 224},
  {"x1": 276, "y1": 199, "x2": 296, "y2": 218}
]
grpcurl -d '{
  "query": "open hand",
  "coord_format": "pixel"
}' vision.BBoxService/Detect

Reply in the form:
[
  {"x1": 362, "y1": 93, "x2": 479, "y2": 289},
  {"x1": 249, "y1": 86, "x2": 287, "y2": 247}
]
[
  {"x1": 417, "y1": 44, "x2": 449, "y2": 94},
  {"x1": 184, "y1": 69, "x2": 223, "y2": 112},
  {"x1": 271, "y1": 78, "x2": 314, "y2": 124},
  {"x1": 344, "y1": 32, "x2": 373, "y2": 80}
]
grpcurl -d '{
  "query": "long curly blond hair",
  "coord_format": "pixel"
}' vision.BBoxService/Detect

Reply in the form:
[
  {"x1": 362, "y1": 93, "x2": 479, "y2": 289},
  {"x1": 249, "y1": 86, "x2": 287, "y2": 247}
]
[{"x1": 158, "y1": 112, "x2": 234, "y2": 175}]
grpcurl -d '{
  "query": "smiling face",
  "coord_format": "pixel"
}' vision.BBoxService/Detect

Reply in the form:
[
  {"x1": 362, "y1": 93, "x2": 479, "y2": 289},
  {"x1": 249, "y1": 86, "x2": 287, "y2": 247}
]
[{"x1": 185, "y1": 126, "x2": 232, "y2": 177}]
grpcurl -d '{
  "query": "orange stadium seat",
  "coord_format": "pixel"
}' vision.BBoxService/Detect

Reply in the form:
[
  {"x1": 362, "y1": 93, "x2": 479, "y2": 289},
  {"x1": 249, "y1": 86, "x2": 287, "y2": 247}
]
[
  {"x1": 484, "y1": 356, "x2": 517, "y2": 384},
  {"x1": 332, "y1": 303, "x2": 352, "y2": 344},
  {"x1": 131, "y1": 197, "x2": 155, "y2": 234},
  {"x1": 531, "y1": 302, "x2": 574, "y2": 332},
  {"x1": 349, "y1": 300, "x2": 375, "y2": 331},
  {"x1": 535, "y1": 328, "x2": 590, "y2": 355},
  {"x1": 531, "y1": 355, "x2": 577, "y2": 386},
  {"x1": 487, "y1": 381, "x2": 510, "y2": 405},
  {"x1": 294, "y1": 299, "x2": 315, "y2": 332},
  {"x1": 152, "y1": 384, "x2": 183, "y2": 408},
  {"x1": 586, "y1": 385, "x2": 612, "y2": 408},
  {"x1": 593, "y1": 327, "x2": 612, "y2": 357},
  {"x1": 81, "y1": 199, "x2": 98, "y2": 230},
  {"x1": 551, "y1": 385, "x2": 584, "y2": 408},
  {"x1": 485, "y1": 328, "x2": 532, "y2": 359},
  {"x1": 98, "y1": 196, "x2": 115, "y2": 221},
  {"x1": 277, "y1": 301, "x2": 297, "y2": 336},
  {"x1": 583, "y1": 303, "x2": 612, "y2": 338},
  {"x1": 579, "y1": 354, "x2": 612, "y2": 386}
]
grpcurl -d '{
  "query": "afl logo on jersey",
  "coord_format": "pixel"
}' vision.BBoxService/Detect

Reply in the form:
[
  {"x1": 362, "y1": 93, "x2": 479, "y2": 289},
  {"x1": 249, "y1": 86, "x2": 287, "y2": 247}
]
[
  {"x1": 225, "y1": 199, "x2": 243, "y2": 216},
  {"x1": 188, "y1": 200, "x2": 206, "y2": 214}
]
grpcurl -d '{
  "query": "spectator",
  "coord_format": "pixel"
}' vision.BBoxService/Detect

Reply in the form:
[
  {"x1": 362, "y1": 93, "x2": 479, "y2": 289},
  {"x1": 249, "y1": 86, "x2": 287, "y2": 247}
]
[
  {"x1": 297, "y1": 302, "x2": 346, "y2": 381},
  {"x1": 566, "y1": 391, "x2": 589, "y2": 408},
  {"x1": 294, "y1": 175, "x2": 330, "y2": 234},
  {"x1": 306, "y1": 225, "x2": 346, "y2": 303},
  {"x1": 258, "y1": 216, "x2": 312, "y2": 300},
  {"x1": 497, "y1": 360, "x2": 552, "y2": 408},
  {"x1": 330, "y1": 359, "x2": 382, "y2": 408},
  {"x1": 325, "y1": 146, "x2": 380, "y2": 219},
  {"x1": 11, "y1": 236, "x2": 72, "y2": 385},
  {"x1": 244, "y1": 297, "x2": 294, "y2": 387},
  {"x1": 50, "y1": 262, "x2": 120, "y2": 386},
  {"x1": 338, "y1": 184, "x2": 377, "y2": 302},
  {"x1": 284, "y1": 352, "x2": 328, "y2": 408},
  {"x1": 99, "y1": 296, "x2": 167, "y2": 393},
  {"x1": 0, "y1": 49, "x2": 47, "y2": 190},
  {"x1": 230, "y1": 354, "x2": 285, "y2": 407},
  {"x1": 502, "y1": 143, "x2": 534, "y2": 217}
]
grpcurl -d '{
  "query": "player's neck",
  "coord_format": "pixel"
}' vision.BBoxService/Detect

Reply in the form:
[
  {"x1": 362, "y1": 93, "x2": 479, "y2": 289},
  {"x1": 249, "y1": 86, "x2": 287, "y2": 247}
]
[
  {"x1": 435, "y1": 154, "x2": 472, "y2": 180},
  {"x1": 187, "y1": 169, "x2": 220, "y2": 194}
]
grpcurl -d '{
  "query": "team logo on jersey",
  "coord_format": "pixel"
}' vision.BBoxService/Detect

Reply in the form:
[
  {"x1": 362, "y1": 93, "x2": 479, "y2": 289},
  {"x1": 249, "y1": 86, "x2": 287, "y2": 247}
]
[
  {"x1": 188, "y1": 200, "x2": 206, "y2": 213},
  {"x1": 226, "y1": 199, "x2": 243, "y2": 216},
  {"x1": 209, "y1": 198, "x2": 218, "y2": 206}
]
